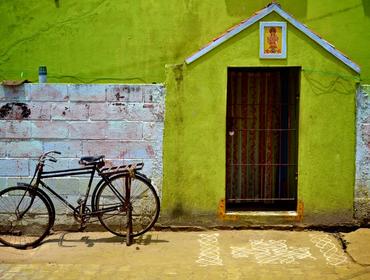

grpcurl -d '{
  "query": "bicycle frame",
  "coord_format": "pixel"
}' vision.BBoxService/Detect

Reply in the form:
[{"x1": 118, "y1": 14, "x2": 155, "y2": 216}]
[{"x1": 36, "y1": 164, "x2": 127, "y2": 218}]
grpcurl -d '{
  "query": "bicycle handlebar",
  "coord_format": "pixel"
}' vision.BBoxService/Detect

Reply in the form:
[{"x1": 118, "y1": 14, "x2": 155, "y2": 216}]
[
  {"x1": 28, "y1": 151, "x2": 62, "y2": 185},
  {"x1": 38, "y1": 151, "x2": 62, "y2": 163}
]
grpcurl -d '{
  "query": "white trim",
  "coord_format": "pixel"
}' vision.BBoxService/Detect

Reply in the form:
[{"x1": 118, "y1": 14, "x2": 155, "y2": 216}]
[
  {"x1": 185, "y1": 3, "x2": 360, "y2": 74},
  {"x1": 273, "y1": 5, "x2": 360, "y2": 73},
  {"x1": 259, "y1": 21, "x2": 287, "y2": 59},
  {"x1": 185, "y1": 4, "x2": 275, "y2": 64}
]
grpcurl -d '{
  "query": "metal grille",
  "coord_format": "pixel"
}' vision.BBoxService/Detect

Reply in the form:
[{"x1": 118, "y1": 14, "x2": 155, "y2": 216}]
[{"x1": 226, "y1": 68, "x2": 299, "y2": 211}]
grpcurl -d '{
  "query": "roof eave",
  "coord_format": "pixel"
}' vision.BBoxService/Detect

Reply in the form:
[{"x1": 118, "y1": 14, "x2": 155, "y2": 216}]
[
  {"x1": 185, "y1": 4, "x2": 275, "y2": 64},
  {"x1": 185, "y1": 3, "x2": 360, "y2": 74},
  {"x1": 272, "y1": 5, "x2": 360, "y2": 74}
]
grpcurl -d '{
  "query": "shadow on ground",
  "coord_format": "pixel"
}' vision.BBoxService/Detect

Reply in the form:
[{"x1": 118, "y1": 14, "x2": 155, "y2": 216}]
[{"x1": 36, "y1": 232, "x2": 169, "y2": 248}]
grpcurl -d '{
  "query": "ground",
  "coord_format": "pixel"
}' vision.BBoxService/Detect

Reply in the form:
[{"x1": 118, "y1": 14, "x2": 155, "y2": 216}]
[{"x1": 0, "y1": 229, "x2": 369, "y2": 279}]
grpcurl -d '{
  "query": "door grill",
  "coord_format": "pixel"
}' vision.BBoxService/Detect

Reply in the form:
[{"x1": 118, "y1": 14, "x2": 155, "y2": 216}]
[{"x1": 226, "y1": 68, "x2": 299, "y2": 211}]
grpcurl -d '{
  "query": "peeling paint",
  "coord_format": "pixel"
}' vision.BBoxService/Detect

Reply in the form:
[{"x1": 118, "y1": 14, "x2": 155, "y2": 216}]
[{"x1": 0, "y1": 103, "x2": 31, "y2": 119}]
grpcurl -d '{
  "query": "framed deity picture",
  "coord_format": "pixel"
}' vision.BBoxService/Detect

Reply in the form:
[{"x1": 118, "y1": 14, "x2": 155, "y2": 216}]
[{"x1": 259, "y1": 21, "x2": 287, "y2": 59}]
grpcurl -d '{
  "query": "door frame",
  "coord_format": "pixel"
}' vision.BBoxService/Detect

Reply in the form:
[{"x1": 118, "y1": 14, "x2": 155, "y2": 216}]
[{"x1": 225, "y1": 66, "x2": 301, "y2": 212}]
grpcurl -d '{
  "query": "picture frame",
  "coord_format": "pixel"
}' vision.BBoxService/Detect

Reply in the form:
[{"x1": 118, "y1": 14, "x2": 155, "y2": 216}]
[{"x1": 259, "y1": 21, "x2": 287, "y2": 59}]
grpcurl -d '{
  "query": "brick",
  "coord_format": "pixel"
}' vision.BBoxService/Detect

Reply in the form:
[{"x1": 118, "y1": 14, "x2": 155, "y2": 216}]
[
  {"x1": 362, "y1": 124, "x2": 370, "y2": 140},
  {"x1": 90, "y1": 103, "x2": 164, "y2": 122},
  {"x1": 42, "y1": 178, "x2": 81, "y2": 195},
  {"x1": 78, "y1": 177, "x2": 100, "y2": 191},
  {"x1": 89, "y1": 103, "x2": 128, "y2": 121},
  {"x1": 29, "y1": 158, "x2": 74, "y2": 174},
  {"x1": 128, "y1": 103, "x2": 165, "y2": 122},
  {"x1": 82, "y1": 140, "x2": 119, "y2": 158},
  {"x1": 357, "y1": 156, "x2": 370, "y2": 176},
  {"x1": 51, "y1": 102, "x2": 89, "y2": 121},
  {"x1": 82, "y1": 140, "x2": 156, "y2": 159},
  {"x1": 68, "y1": 84, "x2": 106, "y2": 102},
  {"x1": 6, "y1": 177, "x2": 32, "y2": 187},
  {"x1": 31, "y1": 121, "x2": 69, "y2": 139},
  {"x1": 27, "y1": 84, "x2": 69, "y2": 101},
  {"x1": 0, "y1": 101, "x2": 50, "y2": 121},
  {"x1": 143, "y1": 85, "x2": 165, "y2": 103},
  {"x1": 0, "y1": 120, "x2": 4, "y2": 138},
  {"x1": 106, "y1": 121, "x2": 143, "y2": 140},
  {"x1": 0, "y1": 85, "x2": 27, "y2": 101},
  {"x1": 0, "y1": 177, "x2": 8, "y2": 191},
  {"x1": 106, "y1": 85, "x2": 143, "y2": 102},
  {"x1": 143, "y1": 122, "x2": 164, "y2": 140},
  {"x1": 0, "y1": 141, "x2": 6, "y2": 157},
  {"x1": 7, "y1": 140, "x2": 43, "y2": 157},
  {"x1": 68, "y1": 158, "x2": 84, "y2": 169},
  {"x1": 0, "y1": 102, "x2": 32, "y2": 120},
  {"x1": 69, "y1": 121, "x2": 106, "y2": 139},
  {"x1": 43, "y1": 141, "x2": 82, "y2": 157},
  {"x1": 3, "y1": 121, "x2": 31, "y2": 138},
  {"x1": 28, "y1": 102, "x2": 51, "y2": 120},
  {"x1": 0, "y1": 121, "x2": 5, "y2": 137},
  {"x1": 0, "y1": 159, "x2": 29, "y2": 176}
]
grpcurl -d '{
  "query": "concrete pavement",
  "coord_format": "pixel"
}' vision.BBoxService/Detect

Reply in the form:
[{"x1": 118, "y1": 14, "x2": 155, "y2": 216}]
[{"x1": 0, "y1": 229, "x2": 369, "y2": 279}]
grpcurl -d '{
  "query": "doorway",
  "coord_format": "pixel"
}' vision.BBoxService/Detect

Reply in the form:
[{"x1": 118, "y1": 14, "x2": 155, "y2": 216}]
[{"x1": 226, "y1": 67, "x2": 300, "y2": 211}]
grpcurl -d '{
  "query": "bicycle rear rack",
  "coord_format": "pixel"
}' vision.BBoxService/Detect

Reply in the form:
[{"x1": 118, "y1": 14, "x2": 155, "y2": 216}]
[{"x1": 100, "y1": 162, "x2": 144, "y2": 176}]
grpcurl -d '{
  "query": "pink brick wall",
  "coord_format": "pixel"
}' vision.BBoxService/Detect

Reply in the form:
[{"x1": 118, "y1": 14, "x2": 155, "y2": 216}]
[{"x1": 0, "y1": 84, "x2": 165, "y2": 210}]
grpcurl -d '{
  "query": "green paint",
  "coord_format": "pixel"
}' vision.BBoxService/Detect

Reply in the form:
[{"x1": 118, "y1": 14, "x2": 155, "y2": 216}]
[
  {"x1": 0, "y1": 0, "x2": 369, "y2": 83},
  {"x1": 163, "y1": 11, "x2": 358, "y2": 224},
  {"x1": 0, "y1": 0, "x2": 367, "y2": 224}
]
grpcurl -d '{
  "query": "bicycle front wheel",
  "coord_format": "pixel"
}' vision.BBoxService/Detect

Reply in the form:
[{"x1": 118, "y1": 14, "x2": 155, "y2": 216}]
[
  {"x1": 95, "y1": 173, "x2": 160, "y2": 237},
  {"x1": 0, "y1": 186, "x2": 53, "y2": 249}
]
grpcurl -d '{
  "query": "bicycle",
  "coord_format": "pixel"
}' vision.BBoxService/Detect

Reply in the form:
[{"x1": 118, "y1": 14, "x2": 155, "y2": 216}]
[{"x1": 0, "y1": 151, "x2": 160, "y2": 249}]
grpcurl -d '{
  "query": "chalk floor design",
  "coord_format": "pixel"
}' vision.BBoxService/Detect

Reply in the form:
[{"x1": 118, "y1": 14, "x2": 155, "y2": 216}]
[
  {"x1": 310, "y1": 234, "x2": 348, "y2": 266},
  {"x1": 196, "y1": 233, "x2": 223, "y2": 266},
  {"x1": 231, "y1": 239, "x2": 316, "y2": 264}
]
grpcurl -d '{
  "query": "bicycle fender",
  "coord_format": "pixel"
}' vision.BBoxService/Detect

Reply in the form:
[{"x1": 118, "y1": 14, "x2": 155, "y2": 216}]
[
  {"x1": 90, "y1": 172, "x2": 153, "y2": 211},
  {"x1": 17, "y1": 183, "x2": 56, "y2": 228}
]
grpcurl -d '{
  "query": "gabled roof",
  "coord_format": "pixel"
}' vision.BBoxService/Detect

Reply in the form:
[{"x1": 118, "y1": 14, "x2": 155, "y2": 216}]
[{"x1": 185, "y1": 3, "x2": 360, "y2": 74}]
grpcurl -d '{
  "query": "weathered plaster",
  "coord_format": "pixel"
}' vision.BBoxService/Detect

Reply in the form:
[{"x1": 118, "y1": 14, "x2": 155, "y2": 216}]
[{"x1": 355, "y1": 85, "x2": 370, "y2": 222}]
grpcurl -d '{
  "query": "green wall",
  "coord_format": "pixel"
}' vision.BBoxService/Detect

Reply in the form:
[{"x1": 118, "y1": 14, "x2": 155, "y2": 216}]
[
  {"x1": 163, "y1": 12, "x2": 358, "y2": 224},
  {"x1": 0, "y1": 0, "x2": 367, "y2": 224},
  {"x1": 0, "y1": 0, "x2": 369, "y2": 83}
]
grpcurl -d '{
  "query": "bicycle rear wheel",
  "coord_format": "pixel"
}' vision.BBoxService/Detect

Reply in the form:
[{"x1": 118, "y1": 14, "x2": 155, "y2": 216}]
[
  {"x1": 0, "y1": 186, "x2": 53, "y2": 249},
  {"x1": 95, "y1": 173, "x2": 160, "y2": 237}
]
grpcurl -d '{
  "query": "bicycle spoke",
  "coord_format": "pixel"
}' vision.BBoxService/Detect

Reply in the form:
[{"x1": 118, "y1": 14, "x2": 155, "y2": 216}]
[
  {"x1": 0, "y1": 187, "x2": 52, "y2": 249},
  {"x1": 95, "y1": 174, "x2": 159, "y2": 237}
]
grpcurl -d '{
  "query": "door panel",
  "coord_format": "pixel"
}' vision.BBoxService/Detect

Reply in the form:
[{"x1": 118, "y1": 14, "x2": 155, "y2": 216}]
[{"x1": 226, "y1": 67, "x2": 299, "y2": 211}]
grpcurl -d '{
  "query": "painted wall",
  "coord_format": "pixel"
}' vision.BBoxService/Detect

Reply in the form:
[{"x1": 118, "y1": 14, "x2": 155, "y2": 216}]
[
  {"x1": 162, "y1": 12, "x2": 359, "y2": 225},
  {"x1": 1, "y1": 0, "x2": 368, "y2": 226},
  {"x1": 0, "y1": 83, "x2": 165, "y2": 225},
  {"x1": 0, "y1": 0, "x2": 369, "y2": 84}
]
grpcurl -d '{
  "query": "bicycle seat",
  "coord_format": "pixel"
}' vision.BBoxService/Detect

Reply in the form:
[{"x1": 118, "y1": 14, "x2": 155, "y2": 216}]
[{"x1": 79, "y1": 155, "x2": 105, "y2": 165}]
